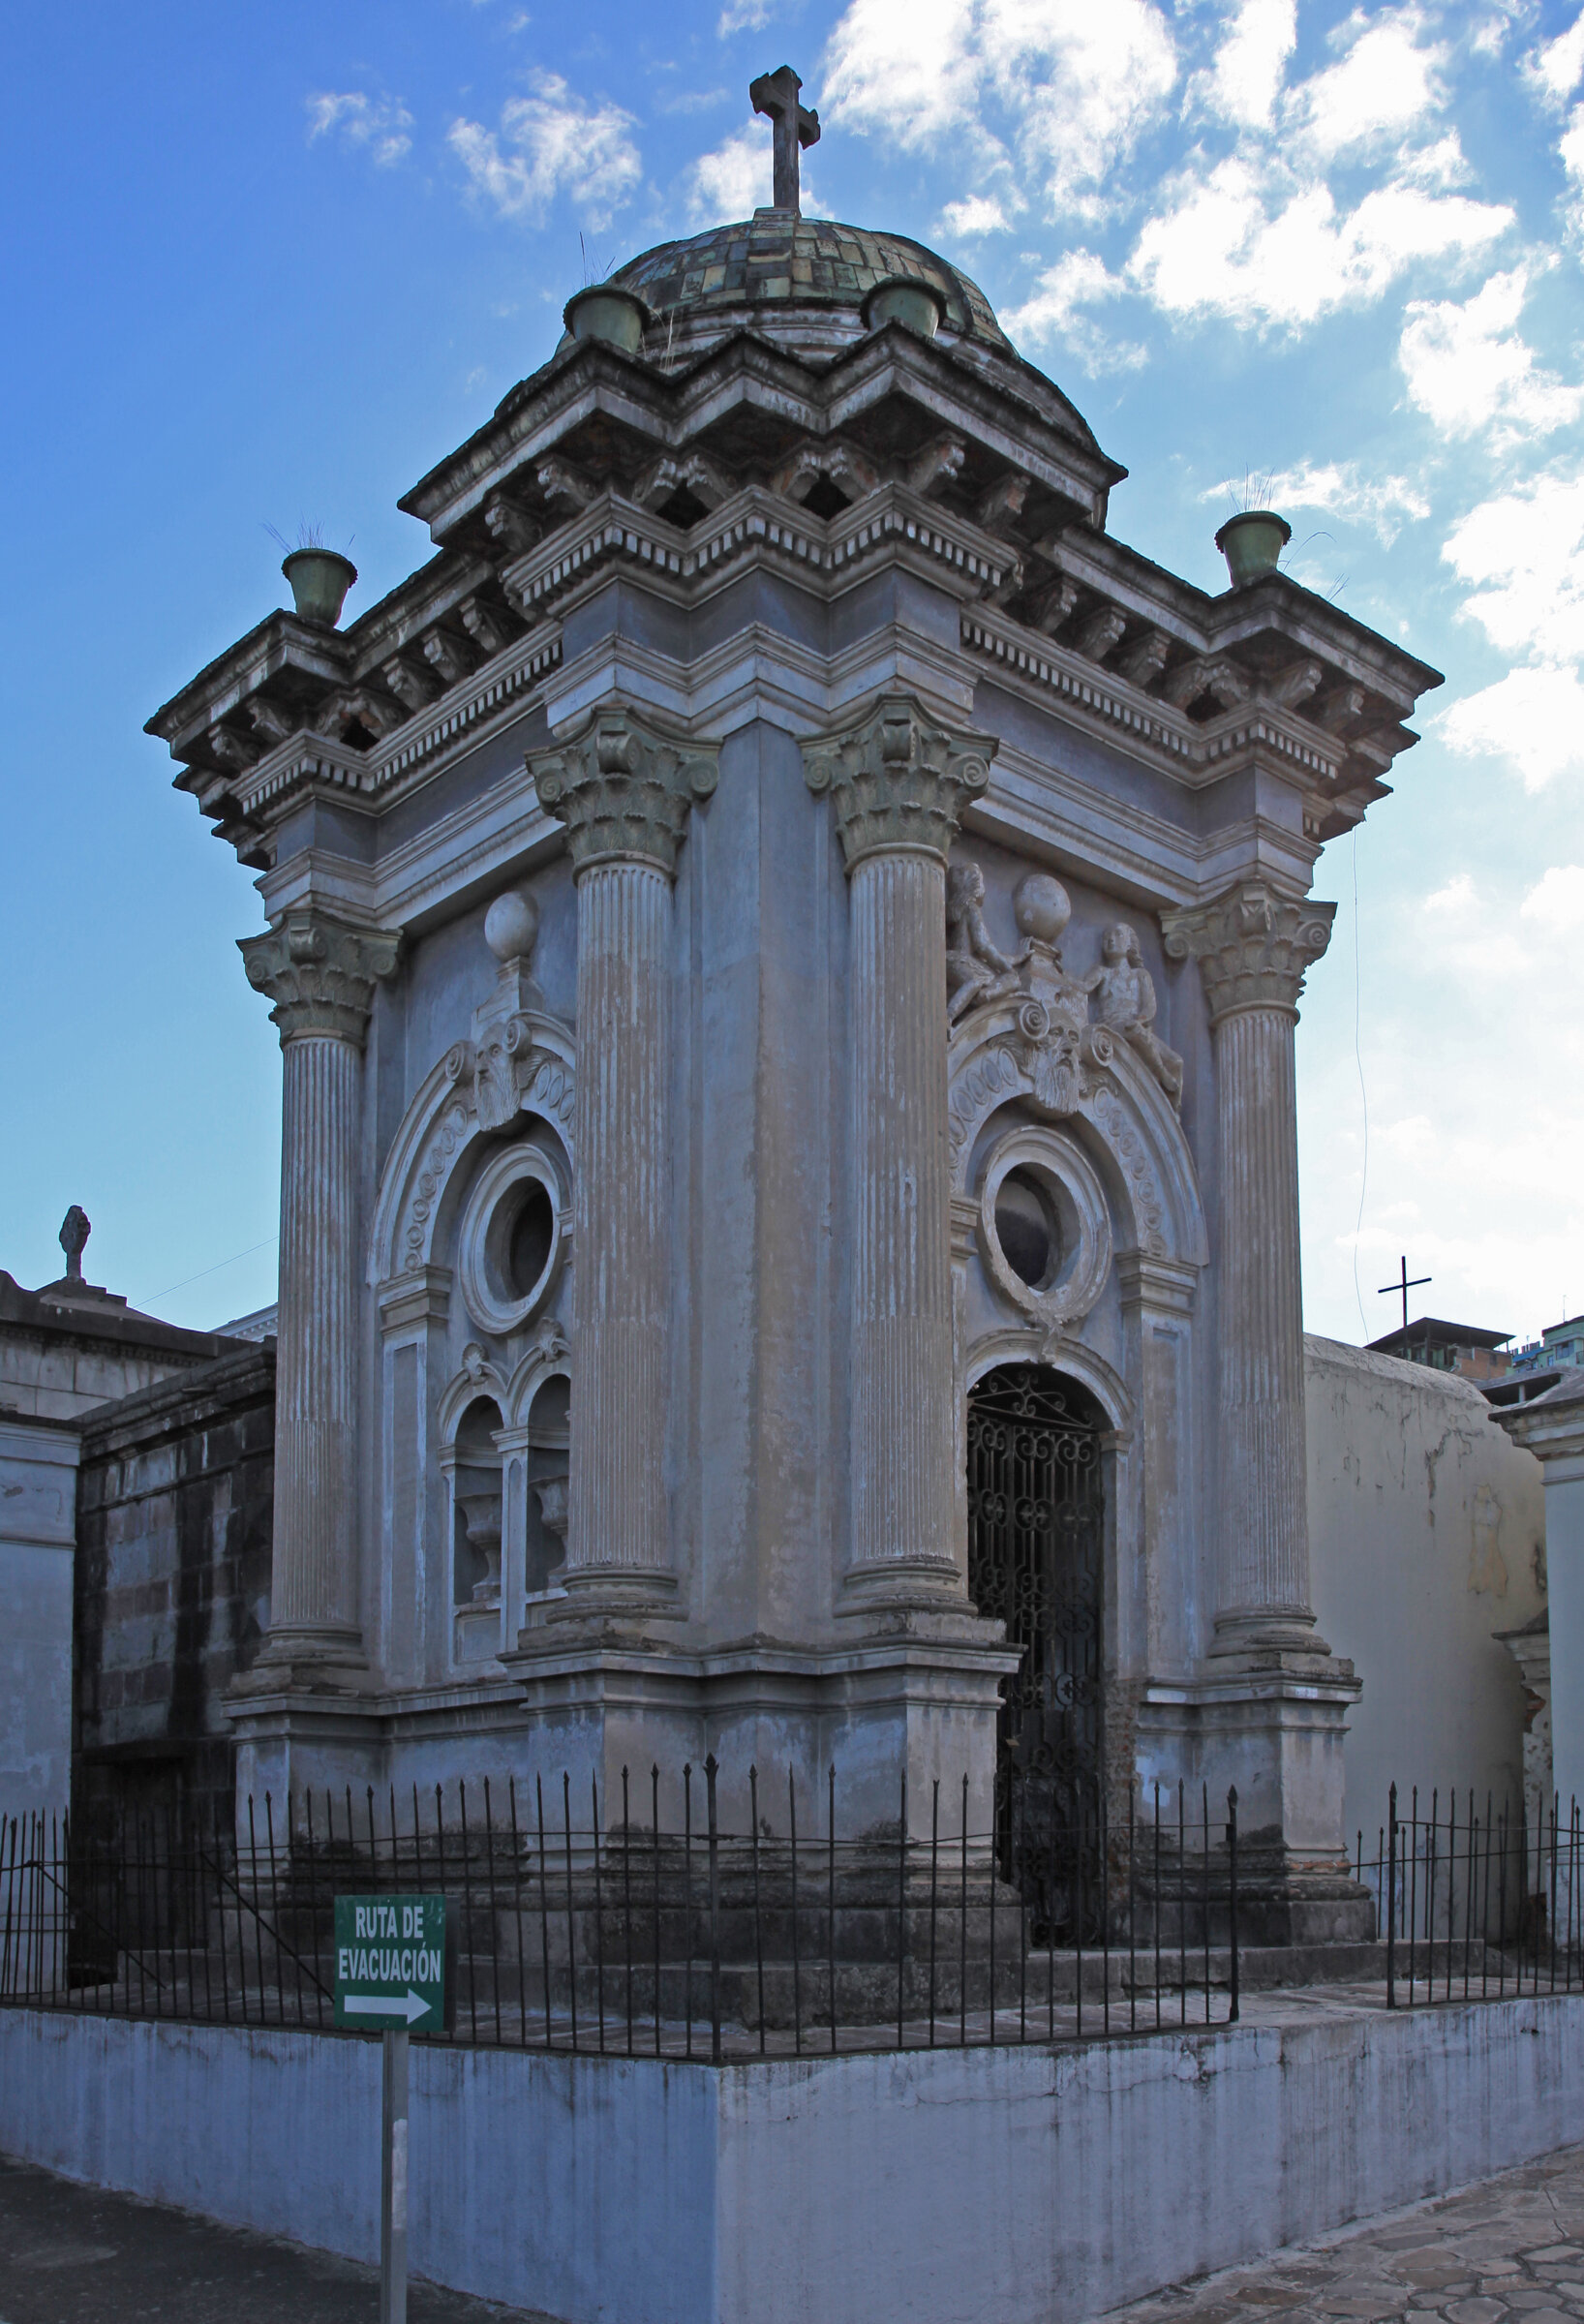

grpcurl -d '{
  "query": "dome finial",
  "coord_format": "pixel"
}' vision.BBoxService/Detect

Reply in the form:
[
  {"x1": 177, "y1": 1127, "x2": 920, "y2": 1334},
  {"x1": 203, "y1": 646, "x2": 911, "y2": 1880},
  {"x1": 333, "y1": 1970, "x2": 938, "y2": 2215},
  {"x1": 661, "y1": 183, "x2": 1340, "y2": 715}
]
[{"x1": 748, "y1": 65, "x2": 819, "y2": 214}]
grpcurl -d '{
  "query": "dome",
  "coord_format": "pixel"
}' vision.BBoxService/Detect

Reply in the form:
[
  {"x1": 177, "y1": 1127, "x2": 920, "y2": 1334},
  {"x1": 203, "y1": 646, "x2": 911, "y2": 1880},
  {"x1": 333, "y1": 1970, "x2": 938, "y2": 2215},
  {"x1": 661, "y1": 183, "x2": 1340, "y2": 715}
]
[{"x1": 606, "y1": 211, "x2": 1014, "y2": 368}]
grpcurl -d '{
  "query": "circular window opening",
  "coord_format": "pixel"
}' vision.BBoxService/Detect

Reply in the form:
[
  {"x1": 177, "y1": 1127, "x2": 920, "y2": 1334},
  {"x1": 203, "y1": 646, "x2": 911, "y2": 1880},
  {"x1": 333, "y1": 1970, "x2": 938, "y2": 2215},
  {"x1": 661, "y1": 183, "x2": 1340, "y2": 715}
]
[
  {"x1": 994, "y1": 1168, "x2": 1059, "y2": 1290},
  {"x1": 507, "y1": 1181, "x2": 555, "y2": 1299}
]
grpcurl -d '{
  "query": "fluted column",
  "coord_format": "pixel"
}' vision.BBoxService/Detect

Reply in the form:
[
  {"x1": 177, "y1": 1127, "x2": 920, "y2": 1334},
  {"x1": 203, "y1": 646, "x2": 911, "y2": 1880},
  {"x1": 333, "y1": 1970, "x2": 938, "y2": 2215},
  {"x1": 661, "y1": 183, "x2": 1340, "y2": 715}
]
[
  {"x1": 805, "y1": 695, "x2": 996, "y2": 1599},
  {"x1": 1161, "y1": 881, "x2": 1336, "y2": 1655},
  {"x1": 238, "y1": 909, "x2": 400, "y2": 1683},
  {"x1": 530, "y1": 706, "x2": 717, "y2": 1611}
]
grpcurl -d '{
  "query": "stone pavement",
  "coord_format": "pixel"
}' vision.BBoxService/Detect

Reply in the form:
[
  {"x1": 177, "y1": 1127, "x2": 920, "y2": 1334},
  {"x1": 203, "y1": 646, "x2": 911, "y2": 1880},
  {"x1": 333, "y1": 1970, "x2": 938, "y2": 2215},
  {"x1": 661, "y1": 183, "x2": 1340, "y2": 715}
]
[
  {"x1": 1107, "y1": 2143, "x2": 1584, "y2": 2324},
  {"x1": 0, "y1": 2153, "x2": 554, "y2": 2324}
]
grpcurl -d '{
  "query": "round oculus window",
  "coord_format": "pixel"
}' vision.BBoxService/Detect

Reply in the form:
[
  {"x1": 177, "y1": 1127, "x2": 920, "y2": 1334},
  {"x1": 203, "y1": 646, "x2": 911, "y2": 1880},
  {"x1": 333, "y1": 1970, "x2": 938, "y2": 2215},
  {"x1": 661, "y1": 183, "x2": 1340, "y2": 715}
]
[
  {"x1": 993, "y1": 1168, "x2": 1059, "y2": 1290},
  {"x1": 457, "y1": 1142, "x2": 567, "y2": 1337}
]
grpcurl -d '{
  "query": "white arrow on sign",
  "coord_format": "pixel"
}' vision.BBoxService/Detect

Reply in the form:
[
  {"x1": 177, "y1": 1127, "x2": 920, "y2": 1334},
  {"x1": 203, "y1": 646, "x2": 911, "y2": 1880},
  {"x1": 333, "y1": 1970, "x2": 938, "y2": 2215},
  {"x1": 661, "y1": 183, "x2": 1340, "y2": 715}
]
[{"x1": 343, "y1": 1989, "x2": 431, "y2": 2026}]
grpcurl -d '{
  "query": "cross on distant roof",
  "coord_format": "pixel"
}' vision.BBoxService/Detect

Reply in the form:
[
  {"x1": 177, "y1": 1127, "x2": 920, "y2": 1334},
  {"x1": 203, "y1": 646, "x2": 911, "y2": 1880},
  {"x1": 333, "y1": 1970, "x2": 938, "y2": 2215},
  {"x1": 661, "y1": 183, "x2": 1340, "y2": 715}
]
[
  {"x1": 1378, "y1": 1253, "x2": 1431, "y2": 1335},
  {"x1": 749, "y1": 65, "x2": 820, "y2": 214}
]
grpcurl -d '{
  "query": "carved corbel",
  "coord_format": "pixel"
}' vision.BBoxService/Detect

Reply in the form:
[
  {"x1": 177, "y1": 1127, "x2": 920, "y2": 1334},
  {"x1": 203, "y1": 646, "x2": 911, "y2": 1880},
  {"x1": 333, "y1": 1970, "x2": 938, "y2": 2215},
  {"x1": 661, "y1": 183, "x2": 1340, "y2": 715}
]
[
  {"x1": 207, "y1": 723, "x2": 259, "y2": 772},
  {"x1": 420, "y1": 628, "x2": 474, "y2": 686},
  {"x1": 1267, "y1": 658, "x2": 1325, "y2": 710},
  {"x1": 245, "y1": 696, "x2": 298, "y2": 745},
  {"x1": 1161, "y1": 655, "x2": 1249, "y2": 712},
  {"x1": 1073, "y1": 605, "x2": 1127, "y2": 663},
  {"x1": 535, "y1": 456, "x2": 596, "y2": 514},
  {"x1": 381, "y1": 655, "x2": 442, "y2": 714},
  {"x1": 904, "y1": 434, "x2": 966, "y2": 499},
  {"x1": 771, "y1": 439, "x2": 880, "y2": 507},
  {"x1": 1115, "y1": 629, "x2": 1173, "y2": 688},
  {"x1": 1027, "y1": 574, "x2": 1078, "y2": 636},
  {"x1": 317, "y1": 687, "x2": 408, "y2": 743},
  {"x1": 631, "y1": 450, "x2": 734, "y2": 513},
  {"x1": 483, "y1": 493, "x2": 540, "y2": 555},
  {"x1": 460, "y1": 596, "x2": 513, "y2": 657},
  {"x1": 975, "y1": 472, "x2": 1030, "y2": 537},
  {"x1": 1313, "y1": 683, "x2": 1366, "y2": 733}
]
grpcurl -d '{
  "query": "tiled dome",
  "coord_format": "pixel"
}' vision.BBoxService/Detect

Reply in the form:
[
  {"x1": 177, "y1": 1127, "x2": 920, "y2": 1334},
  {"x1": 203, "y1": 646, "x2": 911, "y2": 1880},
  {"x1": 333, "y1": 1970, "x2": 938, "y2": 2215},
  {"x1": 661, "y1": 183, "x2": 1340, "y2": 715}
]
[{"x1": 608, "y1": 212, "x2": 1013, "y2": 361}]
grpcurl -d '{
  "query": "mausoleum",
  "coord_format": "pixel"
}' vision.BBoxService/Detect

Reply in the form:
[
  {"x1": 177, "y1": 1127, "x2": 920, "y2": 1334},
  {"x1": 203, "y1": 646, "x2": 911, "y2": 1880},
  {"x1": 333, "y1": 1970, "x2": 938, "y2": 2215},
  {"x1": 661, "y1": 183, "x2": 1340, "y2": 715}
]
[{"x1": 147, "y1": 71, "x2": 1441, "y2": 1942}]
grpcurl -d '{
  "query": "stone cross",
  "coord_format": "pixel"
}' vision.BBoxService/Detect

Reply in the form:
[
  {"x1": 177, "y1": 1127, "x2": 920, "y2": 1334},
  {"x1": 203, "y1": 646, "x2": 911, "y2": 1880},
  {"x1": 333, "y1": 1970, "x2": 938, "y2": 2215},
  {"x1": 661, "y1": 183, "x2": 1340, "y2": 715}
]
[
  {"x1": 59, "y1": 1204, "x2": 90, "y2": 1283},
  {"x1": 749, "y1": 66, "x2": 819, "y2": 213}
]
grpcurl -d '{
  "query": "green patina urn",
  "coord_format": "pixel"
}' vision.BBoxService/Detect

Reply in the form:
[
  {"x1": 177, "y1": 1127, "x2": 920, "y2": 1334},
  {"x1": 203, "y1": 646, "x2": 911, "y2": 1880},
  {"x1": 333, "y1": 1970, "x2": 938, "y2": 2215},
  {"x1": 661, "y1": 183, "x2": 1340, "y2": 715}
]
[
  {"x1": 282, "y1": 548, "x2": 357, "y2": 627},
  {"x1": 563, "y1": 285, "x2": 652, "y2": 355},
  {"x1": 861, "y1": 275, "x2": 946, "y2": 339},
  {"x1": 1215, "y1": 510, "x2": 1292, "y2": 587}
]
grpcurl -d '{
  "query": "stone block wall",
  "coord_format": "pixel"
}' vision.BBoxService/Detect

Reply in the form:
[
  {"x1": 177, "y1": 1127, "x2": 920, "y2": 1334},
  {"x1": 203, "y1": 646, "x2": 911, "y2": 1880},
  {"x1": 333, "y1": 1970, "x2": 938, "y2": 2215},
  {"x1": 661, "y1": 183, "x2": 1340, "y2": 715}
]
[{"x1": 73, "y1": 1346, "x2": 275, "y2": 1838}]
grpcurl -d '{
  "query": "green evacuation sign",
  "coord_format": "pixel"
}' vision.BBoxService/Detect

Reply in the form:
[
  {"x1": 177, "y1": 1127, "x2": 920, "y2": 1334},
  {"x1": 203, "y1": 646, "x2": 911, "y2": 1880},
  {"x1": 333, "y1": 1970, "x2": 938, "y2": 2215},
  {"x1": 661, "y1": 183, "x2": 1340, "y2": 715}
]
[{"x1": 333, "y1": 1895, "x2": 446, "y2": 2032}]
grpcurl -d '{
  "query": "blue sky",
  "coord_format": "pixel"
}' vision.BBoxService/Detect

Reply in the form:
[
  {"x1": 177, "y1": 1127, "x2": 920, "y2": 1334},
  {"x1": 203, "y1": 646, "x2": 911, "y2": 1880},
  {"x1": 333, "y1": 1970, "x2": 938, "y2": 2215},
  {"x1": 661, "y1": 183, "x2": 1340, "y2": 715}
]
[{"x1": 4, "y1": 0, "x2": 1583, "y2": 1347}]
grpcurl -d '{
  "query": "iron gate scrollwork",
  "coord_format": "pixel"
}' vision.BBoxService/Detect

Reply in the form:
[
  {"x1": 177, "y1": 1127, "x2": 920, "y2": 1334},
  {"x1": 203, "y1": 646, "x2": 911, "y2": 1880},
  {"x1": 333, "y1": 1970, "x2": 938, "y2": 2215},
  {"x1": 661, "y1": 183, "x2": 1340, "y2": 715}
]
[{"x1": 966, "y1": 1362, "x2": 1106, "y2": 1943}]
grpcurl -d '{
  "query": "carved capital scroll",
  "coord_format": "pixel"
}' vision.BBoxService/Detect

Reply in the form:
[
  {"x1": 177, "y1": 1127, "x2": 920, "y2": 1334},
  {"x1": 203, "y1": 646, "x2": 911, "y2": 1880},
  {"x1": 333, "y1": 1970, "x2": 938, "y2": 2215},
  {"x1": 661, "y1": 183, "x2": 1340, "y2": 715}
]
[
  {"x1": 1160, "y1": 881, "x2": 1335, "y2": 1026},
  {"x1": 239, "y1": 910, "x2": 401, "y2": 1047},
  {"x1": 529, "y1": 705, "x2": 719, "y2": 882},
  {"x1": 802, "y1": 693, "x2": 997, "y2": 875}
]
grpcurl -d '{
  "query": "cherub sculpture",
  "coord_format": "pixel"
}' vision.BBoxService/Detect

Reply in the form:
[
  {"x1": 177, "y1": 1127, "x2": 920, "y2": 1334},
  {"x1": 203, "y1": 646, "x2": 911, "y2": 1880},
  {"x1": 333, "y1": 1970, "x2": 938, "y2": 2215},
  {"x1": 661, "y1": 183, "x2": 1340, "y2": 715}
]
[
  {"x1": 945, "y1": 862, "x2": 1023, "y2": 1024},
  {"x1": 1087, "y1": 923, "x2": 1183, "y2": 1102}
]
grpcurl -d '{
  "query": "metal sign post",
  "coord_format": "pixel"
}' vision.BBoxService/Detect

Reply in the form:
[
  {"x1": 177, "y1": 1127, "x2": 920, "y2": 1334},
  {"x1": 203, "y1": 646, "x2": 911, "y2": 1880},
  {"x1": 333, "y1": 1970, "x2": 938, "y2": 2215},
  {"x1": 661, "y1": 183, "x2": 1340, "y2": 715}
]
[{"x1": 334, "y1": 1895, "x2": 446, "y2": 2324}]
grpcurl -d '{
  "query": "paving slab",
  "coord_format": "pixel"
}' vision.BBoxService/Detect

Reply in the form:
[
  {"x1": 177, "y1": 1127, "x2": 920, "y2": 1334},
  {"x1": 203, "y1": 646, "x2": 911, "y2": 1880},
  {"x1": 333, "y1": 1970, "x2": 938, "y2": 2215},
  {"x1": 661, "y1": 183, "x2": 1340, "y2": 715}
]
[
  {"x1": 0, "y1": 2154, "x2": 554, "y2": 2324},
  {"x1": 1107, "y1": 2147, "x2": 1584, "y2": 2324}
]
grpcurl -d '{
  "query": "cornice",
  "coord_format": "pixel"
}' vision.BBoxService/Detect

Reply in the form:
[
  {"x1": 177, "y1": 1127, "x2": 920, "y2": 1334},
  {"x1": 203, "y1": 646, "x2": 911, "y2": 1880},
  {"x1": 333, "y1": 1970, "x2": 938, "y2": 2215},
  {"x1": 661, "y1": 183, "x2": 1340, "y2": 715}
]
[
  {"x1": 501, "y1": 480, "x2": 1019, "y2": 629},
  {"x1": 224, "y1": 627, "x2": 564, "y2": 837}
]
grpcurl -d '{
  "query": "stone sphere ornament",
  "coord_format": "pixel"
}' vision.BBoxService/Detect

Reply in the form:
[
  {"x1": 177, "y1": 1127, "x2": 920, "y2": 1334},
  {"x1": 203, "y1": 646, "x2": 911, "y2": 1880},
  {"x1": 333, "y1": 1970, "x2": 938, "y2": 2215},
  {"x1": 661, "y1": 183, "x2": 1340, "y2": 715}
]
[
  {"x1": 485, "y1": 890, "x2": 539, "y2": 964},
  {"x1": 1013, "y1": 872, "x2": 1072, "y2": 947}
]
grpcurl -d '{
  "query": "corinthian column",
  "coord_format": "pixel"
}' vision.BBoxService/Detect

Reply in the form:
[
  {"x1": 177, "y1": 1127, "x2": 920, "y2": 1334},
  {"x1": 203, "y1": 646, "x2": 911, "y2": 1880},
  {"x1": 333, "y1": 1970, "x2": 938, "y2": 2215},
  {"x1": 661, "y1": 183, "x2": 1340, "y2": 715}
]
[
  {"x1": 805, "y1": 695, "x2": 996, "y2": 1602},
  {"x1": 238, "y1": 909, "x2": 400, "y2": 1685},
  {"x1": 1161, "y1": 881, "x2": 1336, "y2": 1655},
  {"x1": 530, "y1": 706, "x2": 717, "y2": 1613}
]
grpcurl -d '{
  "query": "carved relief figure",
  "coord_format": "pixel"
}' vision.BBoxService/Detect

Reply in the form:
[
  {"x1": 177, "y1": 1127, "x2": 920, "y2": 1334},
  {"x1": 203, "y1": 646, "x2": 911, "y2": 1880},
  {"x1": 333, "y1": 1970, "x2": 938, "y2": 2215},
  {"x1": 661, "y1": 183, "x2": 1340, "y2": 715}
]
[
  {"x1": 1087, "y1": 923, "x2": 1184, "y2": 1102},
  {"x1": 946, "y1": 861, "x2": 1023, "y2": 1024}
]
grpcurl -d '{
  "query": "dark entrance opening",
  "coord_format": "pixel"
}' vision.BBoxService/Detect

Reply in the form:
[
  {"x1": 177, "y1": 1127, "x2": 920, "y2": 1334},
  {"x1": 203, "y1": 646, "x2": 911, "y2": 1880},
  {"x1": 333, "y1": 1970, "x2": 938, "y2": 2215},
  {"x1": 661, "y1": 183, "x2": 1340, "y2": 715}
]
[{"x1": 966, "y1": 1361, "x2": 1107, "y2": 1943}]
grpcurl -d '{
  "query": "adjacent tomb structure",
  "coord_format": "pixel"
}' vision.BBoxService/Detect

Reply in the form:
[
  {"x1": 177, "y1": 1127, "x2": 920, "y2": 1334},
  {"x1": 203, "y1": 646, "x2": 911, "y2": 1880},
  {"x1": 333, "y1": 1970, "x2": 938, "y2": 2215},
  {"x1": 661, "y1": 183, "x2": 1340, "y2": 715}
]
[{"x1": 146, "y1": 74, "x2": 1441, "y2": 1939}]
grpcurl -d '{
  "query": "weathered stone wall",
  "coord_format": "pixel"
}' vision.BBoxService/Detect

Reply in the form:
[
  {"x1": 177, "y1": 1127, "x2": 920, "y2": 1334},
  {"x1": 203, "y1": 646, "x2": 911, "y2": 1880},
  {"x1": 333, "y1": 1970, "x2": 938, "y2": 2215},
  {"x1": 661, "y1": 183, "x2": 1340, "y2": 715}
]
[
  {"x1": 73, "y1": 1347, "x2": 275, "y2": 1836},
  {"x1": 1305, "y1": 1333, "x2": 1546, "y2": 1839}
]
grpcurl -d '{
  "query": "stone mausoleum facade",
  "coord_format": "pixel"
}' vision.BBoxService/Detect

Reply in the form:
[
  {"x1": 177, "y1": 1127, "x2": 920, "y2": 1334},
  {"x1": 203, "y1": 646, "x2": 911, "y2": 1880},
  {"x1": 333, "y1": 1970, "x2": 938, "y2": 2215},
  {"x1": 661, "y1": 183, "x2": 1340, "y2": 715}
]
[{"x1": 148, "y1": 81, "x2": 1438, "y2": 1939}]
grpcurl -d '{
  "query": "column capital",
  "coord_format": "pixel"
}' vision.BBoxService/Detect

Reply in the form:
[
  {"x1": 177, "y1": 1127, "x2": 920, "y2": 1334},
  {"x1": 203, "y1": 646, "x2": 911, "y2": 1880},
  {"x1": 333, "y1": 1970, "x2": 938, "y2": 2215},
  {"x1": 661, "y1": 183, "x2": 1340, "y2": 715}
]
[
  {"x1": 529, "y1": 705, "x2": 718, "y2": 880},
  {"x1": 802, "y1": 693, "x2": 997, "y2": 874},
  {"x1": 1160, "y1": 881, "x2": 1335, "y2": 1026},
  {"x1": 239, "y1": 911, "x2": 401, "y2": 1047}
]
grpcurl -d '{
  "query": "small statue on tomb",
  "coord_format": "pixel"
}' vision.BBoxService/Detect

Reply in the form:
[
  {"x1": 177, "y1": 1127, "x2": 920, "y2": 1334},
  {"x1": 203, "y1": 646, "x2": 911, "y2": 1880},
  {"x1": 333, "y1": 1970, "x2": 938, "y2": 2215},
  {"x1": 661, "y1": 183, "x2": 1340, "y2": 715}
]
[
  {"x1": 1087, "y1": 923, "x2": 1183, "y2": 1103},
  {"x1": 58, "y1": 1205, "x2": 91, "y2": 1283},
  {"x1": 945, "y1": 861, "x2": 1024, "y2": 1024}
]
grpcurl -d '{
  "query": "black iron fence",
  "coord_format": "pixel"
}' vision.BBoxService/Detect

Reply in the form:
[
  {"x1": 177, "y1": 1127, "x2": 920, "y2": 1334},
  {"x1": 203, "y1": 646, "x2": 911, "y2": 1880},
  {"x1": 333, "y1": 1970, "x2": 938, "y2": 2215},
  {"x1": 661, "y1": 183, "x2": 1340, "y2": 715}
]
[
  {"x1": 2, "y1": 1768, "x2": 1577, "y2": 2057},
  {"x1": 4, "y1": 1764, "x2": 1247, "y2": 2057}
]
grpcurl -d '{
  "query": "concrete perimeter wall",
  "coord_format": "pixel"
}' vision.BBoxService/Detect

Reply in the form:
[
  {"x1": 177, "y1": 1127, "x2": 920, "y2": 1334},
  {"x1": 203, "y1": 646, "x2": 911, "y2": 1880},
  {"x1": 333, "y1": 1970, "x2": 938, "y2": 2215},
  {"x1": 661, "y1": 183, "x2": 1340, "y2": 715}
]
[{"x1": 3, "y1": 2000, "x2": 1582, "y2": 2324}]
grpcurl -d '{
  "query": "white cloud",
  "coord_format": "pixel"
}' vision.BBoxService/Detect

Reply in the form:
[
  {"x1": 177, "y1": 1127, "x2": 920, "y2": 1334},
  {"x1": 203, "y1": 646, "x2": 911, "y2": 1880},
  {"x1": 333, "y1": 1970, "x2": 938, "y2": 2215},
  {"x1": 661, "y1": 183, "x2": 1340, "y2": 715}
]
[
  {"x1": 448, "y1": 74, "x2": 641, "y2": 229},
  {"x1": 1423, "y1": 872, "x2": 1477, "y2": 914},
  {"x1": 1190, "y1": 0, "x2": 1296, "y2": 131},
  {"x1": 1399, "y1": 268, "x2": 1582, "y2": 441},
  {"x1": 1530, "y1": 8, "x2": 1584, "y2": 105},
  {"x1": 1127, "y1": 158, "x2": 1511, "y2": 330},
  {"x1": 938, "y1": 195, "x2": 1014, "y2": 237},
  {"x1": 1002, "y1": 250, "x2": 1146, "y2": 370},
  {"x1": 305, "y1": 91, "x2": 413, "y2": 168},
  {"x1": 685, "y1": 126, "x2": 766, "y2": 224},
  {"x1": 717, "y1": 0, "x2": 774, "y2": 30},
  {"x1": 1441, "y1": 665, "x2": 1584, "y2": 791},
  {"x1": 1521, "y1": 865, "x2": 1584, "y2": 932},
  {"x1": 820, "y1": 0, "x2": 1178, "y2": 218},
  {"x1": 1226, "y1": 459, "x2": 1430, "y2": 544},
  {"x1": 1443, "y1": 471, "x2": 1584, "y2": 667},
  {"x1": 1285, "y1": 8, "x2": 1447, "y2": 162}
]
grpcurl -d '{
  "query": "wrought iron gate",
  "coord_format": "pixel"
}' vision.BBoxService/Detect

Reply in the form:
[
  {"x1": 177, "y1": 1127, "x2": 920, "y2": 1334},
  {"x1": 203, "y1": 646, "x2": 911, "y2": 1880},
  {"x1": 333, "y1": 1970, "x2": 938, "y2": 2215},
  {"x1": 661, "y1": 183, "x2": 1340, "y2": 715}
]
[{"x1": 966, "y1": 1363, "x2": 1105, "y2": 1942}]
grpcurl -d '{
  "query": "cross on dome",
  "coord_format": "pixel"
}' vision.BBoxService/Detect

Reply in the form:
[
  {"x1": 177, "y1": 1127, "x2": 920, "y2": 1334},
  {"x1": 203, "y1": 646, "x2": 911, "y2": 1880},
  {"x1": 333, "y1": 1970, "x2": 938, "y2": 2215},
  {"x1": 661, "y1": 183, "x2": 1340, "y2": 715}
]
[{"x1": 749, "y1": 65, "x2": 820, "y2": 214}]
